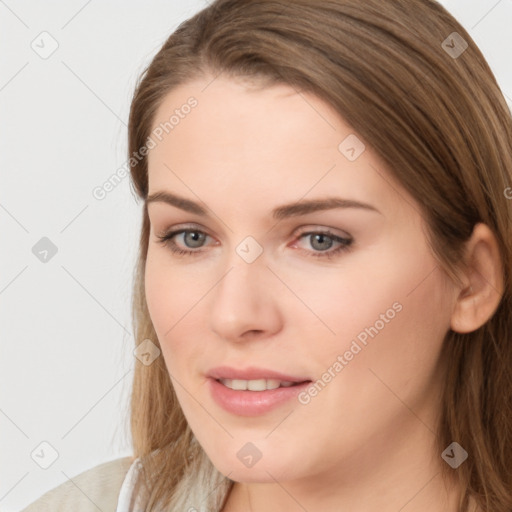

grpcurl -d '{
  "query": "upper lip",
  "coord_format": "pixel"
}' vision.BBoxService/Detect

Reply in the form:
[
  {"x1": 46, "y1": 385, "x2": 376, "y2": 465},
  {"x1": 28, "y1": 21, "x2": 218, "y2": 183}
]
[{"x1": 208, "y1": 366, "x2": 311, "y2": 383}]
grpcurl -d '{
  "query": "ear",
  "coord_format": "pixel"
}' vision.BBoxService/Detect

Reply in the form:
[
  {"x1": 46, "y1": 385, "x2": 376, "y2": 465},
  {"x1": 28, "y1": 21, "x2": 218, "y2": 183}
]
[{"x1": 450, "y1": 223, "x2": 504, "y2": 334}]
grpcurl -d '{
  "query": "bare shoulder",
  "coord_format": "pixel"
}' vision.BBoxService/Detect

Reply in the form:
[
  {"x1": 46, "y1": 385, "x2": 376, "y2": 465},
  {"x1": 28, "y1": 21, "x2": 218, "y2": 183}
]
[{"x1": 20, "y1": 456, "x2": 134, "y2": 512}]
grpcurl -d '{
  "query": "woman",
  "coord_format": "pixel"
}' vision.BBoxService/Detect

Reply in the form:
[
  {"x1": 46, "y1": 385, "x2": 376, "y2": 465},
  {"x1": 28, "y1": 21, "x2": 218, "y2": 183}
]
[{"x1": 22, "y1": 0, "x2": 512, "y2": 511}]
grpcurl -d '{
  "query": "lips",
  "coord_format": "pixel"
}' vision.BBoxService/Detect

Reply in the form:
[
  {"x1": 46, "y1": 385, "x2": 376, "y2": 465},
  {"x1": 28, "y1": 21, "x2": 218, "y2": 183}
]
[
  {"x1": 206, "y1": 366, "x2": 312, "y2": 416},
  {"x1": 208, "y1": 365, "x2": 311, "y2": 383}
]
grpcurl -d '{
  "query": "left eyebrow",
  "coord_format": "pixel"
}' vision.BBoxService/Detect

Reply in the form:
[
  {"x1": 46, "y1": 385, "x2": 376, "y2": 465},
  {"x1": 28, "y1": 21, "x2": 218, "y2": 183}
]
[
  {"x1": 145, "y1": 191, "x2": 382, "y2": 219},
  {"x1": 272, "y1": 197, "x2": 382, "y2": 219}
]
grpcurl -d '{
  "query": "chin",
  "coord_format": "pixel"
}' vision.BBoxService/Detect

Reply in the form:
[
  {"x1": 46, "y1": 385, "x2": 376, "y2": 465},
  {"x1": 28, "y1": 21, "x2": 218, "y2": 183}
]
[{"x1": 208, "y1": 449, "x2": 296, "y2": 482}]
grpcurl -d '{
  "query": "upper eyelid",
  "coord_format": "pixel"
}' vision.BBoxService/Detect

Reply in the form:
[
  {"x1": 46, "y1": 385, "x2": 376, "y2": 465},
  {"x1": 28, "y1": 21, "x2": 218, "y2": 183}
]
[
  {"x1": 157, "y1": 223, "x2": 351, "y2": 237},
  {"x1": 160, "y1": 226, "x2": 352, "y2": 247}
]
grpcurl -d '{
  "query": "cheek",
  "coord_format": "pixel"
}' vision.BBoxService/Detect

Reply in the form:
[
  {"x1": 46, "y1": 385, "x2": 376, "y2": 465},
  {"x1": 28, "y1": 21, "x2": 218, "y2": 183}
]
[
  {"x1": 306, "y1": 245, "x2": 452, "y2": 384},
  {"x1": 144, "y1": 252, "x2": 207, "y2": 373},
  {"x1": 144, "y1": 253, "x2": 185, "y2": 354},
  {"x1": 144, "y1": 236, "x2": 451, "y2": 385},
  {"x1": 145, "y1": 253, "x2": 173, "y2": 336},
  {"x1": 288, "y1": 263, "x2": 452, "y2": 465},
  {"x1": 331, "y1": 264, "x2": 451, "y2": 402},
  {"x1": 144, "y1": 257, "x2": 209, "y2": 435}
]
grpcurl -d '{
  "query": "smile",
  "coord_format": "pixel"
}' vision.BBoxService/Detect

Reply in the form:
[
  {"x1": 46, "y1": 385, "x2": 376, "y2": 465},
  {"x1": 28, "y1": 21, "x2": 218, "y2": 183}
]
[
  {"x1": 217, "y1": 378, "x2": 297, "y2": 391},
  {"x1": 208, "y1": 377, "x2": 312, "y2": 416}
]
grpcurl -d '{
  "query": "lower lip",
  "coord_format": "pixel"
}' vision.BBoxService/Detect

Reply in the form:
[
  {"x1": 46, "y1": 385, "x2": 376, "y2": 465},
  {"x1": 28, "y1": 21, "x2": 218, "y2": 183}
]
[{"x1": 208, "y1": 378, "x2": 311, "y2": 416}]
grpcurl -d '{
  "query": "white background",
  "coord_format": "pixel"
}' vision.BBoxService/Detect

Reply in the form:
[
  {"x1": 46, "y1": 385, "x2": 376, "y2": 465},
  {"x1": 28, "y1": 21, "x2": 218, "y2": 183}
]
[{"x1": 1, "y1": 1, "x2": 511, "y2": 510}]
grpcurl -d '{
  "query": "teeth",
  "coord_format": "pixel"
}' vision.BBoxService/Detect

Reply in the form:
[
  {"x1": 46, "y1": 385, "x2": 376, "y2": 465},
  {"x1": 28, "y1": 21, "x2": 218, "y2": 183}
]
[{"x1": 219, "y1": 378, "x2": 296, "y2": 391}]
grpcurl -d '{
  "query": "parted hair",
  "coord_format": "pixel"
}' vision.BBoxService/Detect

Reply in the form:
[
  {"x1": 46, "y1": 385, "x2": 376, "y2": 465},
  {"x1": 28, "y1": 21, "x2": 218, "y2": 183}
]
[{"x1": 126, "y1": 1, "x2": 512, "y2": 510}]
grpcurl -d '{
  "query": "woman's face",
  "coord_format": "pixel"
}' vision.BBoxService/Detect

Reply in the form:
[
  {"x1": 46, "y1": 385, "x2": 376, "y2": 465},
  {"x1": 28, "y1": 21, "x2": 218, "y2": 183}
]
[{"x1": 144, "y1": 76, "x2": 456, "y2": 485}]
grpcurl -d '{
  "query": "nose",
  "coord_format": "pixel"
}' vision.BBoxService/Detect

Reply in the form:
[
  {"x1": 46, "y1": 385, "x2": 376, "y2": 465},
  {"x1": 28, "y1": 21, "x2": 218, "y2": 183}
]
[{"x1": 209, "y1": 254, "x2": 283, "y2": 343}]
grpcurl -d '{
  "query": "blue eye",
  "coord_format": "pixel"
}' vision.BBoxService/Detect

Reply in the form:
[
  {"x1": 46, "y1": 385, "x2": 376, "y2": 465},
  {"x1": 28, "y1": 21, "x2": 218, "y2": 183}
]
[
  {"x1": 156, "y1": 228, "x2": 353, "y2": 260},
  {"x1": 156, "y1": 229, "x2": 210, "y2": 256},
  {"x1": 295, "y1": 231, "x2": 353, "y2": 259}
]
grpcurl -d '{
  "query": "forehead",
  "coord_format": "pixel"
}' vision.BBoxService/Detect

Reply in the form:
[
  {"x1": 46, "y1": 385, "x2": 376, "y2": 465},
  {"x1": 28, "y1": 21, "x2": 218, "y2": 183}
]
[
  {"x1": 149, "y1": 76, "x2": 344, "y2": 157},
  {"x1": 146, "y1": 76, "x2": 412, "y2": 221}
]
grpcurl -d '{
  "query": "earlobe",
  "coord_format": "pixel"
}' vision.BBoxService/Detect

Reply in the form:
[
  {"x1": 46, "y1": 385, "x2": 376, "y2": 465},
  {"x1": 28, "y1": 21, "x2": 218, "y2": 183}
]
[{"x1": 450, "y1": 223, "x2": 504, "y2": 334}]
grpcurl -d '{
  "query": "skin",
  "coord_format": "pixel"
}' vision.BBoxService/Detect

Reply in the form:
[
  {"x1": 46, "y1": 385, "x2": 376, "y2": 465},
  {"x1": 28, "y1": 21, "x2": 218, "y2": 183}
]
[{"x1": 144, "y1": 75, "x2": 502, "y2": 512}]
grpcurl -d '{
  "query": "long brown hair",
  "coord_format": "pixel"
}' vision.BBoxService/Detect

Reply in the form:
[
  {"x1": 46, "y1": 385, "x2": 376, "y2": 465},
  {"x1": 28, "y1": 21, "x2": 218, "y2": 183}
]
[{"x1": 126, "y1": 1, "x2": 512, "y2": 510}]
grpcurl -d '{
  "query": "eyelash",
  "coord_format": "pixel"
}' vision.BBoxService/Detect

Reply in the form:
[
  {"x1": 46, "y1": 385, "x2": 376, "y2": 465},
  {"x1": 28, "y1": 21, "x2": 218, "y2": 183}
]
[{"x1": 155, "y1": 227, "x2": 353, "y2": 260}]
